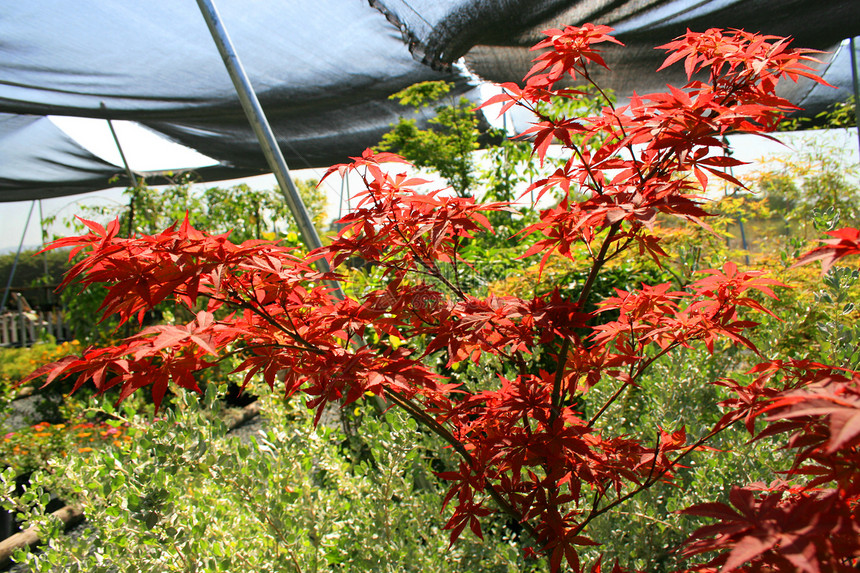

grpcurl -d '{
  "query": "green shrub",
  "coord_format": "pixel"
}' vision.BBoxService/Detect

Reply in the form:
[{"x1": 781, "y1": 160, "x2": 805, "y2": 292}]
[{"x1": 4, "y1": 388, "x2": 533, "y2": 572}]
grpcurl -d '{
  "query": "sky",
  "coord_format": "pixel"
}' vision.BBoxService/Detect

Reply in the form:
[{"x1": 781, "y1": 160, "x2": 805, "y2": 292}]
[{"x1": 1, "y1": 110, "x2": 858, "y2": 256}]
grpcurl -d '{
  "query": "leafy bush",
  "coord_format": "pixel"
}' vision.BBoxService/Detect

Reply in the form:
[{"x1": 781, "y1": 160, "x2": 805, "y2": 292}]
[
  {"x1": 0, "y1": 340, "x2": 83, "y2": 428},
  {"x1": 1, "y1": 341, "x2": 81, "y2": 392},
  {"x1": 4, "y1": 389, "x2": 530, "y2": 572}
]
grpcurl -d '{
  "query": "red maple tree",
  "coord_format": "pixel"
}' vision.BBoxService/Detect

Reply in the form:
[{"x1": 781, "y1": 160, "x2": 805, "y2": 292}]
[{"x1": 26, "y1": 25, "x2": 859, "y2": 571}]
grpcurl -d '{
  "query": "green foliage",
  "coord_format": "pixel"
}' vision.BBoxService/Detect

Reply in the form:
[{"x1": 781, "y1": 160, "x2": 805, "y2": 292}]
[
  {"x1": 389, "y1": 80, "x2": 454, "y2": 108},
  {"x1": 5, "y1": 389, "x2": 533, "y2": 572},
  {"x1": 0, "y1": 340, "x2": 83, "y2": 429},
  {"x1": 378, "y1": 81, "x2": 481, "y2": 197},
  {"x1": 696, "y1": 130, "x2": 860, "y2": 263},
  {"x1": 0, "y1": 249, "x2": 69, "y2": 292},
  {"x1": 746, "y1": 131, "x2": 860, "y2": 235},
  {"x1": 75, "y1": 178, "x2": 326, "y2": 242},
  {"x1": 59, "y1": 282, "x2": 120, "y2": 345},
  {"x1": 806, "y1": 265, "x2": 860, "y2": 369},
  {"x1": 0, "y1": 341, "x2": 81, "y2": 392},
  {"x1": 755, "y1": 155, "x2": 860, "y2": 230},
  {"x1": 779, "y1": 95, "x2": 857, "y2": 131}
]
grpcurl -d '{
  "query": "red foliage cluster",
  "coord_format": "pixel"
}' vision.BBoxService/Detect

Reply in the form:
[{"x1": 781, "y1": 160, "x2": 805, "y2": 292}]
[
  {"x1": 794, "y1": 227, "x2": 860, "y2": 273},
  {"x1": 25, "y1": 24, "x2": 858, "y2": 572},
  {"x1": 682, "y1": 361, "x2": 860, "y2": 571},
  {"x1": 676, "y1": 223, "x2": 860, "y2": 571}
]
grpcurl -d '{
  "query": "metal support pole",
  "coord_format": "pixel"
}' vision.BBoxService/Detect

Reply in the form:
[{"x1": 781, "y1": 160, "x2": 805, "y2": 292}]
[
  {"x1": 101, "y1": 103, "x2": 138, "y2": 189},
  {"x1": 850, "y1": 37, "x2": 860, "y2": 164},
  {"x1": 1, "y1": 201, "x2": 36, "y2": 313},
  {"x1": 194, "y1": 0, "x2": 337, "y2": 285},
  {"x1": 338, "y1": 177, "x2": 346, "y2": 221},
  {"x1": 101, "y1": 103, "x2": 141, "y2": 236},
  {"x1": 38, "y1": 200, "x2": 52, "y2": 306}
]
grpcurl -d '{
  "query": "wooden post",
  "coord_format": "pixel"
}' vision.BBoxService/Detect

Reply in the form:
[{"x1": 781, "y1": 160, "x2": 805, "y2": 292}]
[
  {"x1": 43, "y1": 310, "x2": 54, "y2": 339},
  {"x1": 0, "y1": 505, "x2": 84, "y2": 567},
  {"x1": 16, "y1": 297, "x2": 26, "y2": 347}
]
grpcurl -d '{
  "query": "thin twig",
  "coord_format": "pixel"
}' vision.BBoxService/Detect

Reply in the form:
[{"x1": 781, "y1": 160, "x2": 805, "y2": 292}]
[
  {"x1": 571, "y1": 421, "x2": 732, "y2": 537},
  {"x1": 609, "y1": 509, "x2": 677, "y2": 529},
  {"x1": 384, "y1": 391, "x2": 540, "y2": 541},
  {"x1": 549, "y1": 220, "x2": 623, "y2": 418},
  {"x1": 586, "y1": 343, "x2": 679, "y2": 428},
  {"x1": 549, "y1": 337, "x2": 571, "y2": 426}
]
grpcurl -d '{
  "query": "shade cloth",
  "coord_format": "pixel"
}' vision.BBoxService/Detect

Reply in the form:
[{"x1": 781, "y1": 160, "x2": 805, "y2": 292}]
[{"x1": 0, "y1": 0, "x2": 857, "y2": 201}]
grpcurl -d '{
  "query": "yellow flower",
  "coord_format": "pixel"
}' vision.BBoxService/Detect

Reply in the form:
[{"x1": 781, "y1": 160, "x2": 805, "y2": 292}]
[{"x1": 77, "y1": 447, "x2": 93, "y2": 453}]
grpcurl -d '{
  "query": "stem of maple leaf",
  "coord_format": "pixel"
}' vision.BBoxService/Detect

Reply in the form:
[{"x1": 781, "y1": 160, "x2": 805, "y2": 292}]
[
  {"x1": 412, "y1": 247, "x2": 465, "y2": 299},
  {"x1": 364, "y1": 174, "x2": 468, "y2": 300},
  {"x1": 567, "y1": 141, "x2": 605, "y2": 196},
  {"x1": 211, "y1": 343, "x2": 307, "y2": 362},
  {"x1": 570, "y1": 421, "x2": 732, "y2": 539},
  {"x1": 234, "y1": 297, "x2": 324, "y2": 356},
  {"x1": 384, "y1": 390, "x2": 540, "y2": 542},
  {"x1": 549, "y1": 336, "x2": 570, "y2": 425},
  {"x1": 550, "y1": 220, "x2": 623, "y2": 425},
  {"x1": 603, "y1": 235, "x2": 635, "y2": 263},
  {"x1": 586, "y1": 380, "x2": 631, "y2": 429},
  {"x1": 579, "y1": 65, "x2": 650, "y2": 188},
  {"x1": 586, "y1": 342, "x2": 680, "y2": 429},
  {"x1": 643, "y1": 430, "x2": 663, "y2": 486},
  {"x1": 451, "y1": 236, "x2": 464, "y2": 294},
  {"x1": 577, "y1": 222, "x2": 622, "y2": 308},
  {"x1": 179, "y1": 285, "x2": 323, "y2": 355},
  {"x1": 383, "y1": 391, "x2": 471, "y2": 462}
]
